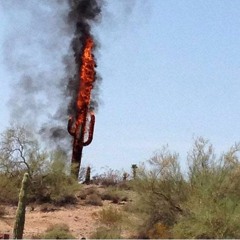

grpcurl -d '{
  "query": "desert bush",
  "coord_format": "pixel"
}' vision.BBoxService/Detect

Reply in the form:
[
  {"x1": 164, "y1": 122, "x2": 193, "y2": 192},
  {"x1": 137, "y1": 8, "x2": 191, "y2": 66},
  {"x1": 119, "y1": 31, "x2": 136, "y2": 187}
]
[
  {"x1": 91, "y1": 206, "x2": 125, "y2": 239},
  {"x1": 92, "y1": 168, "x2": 123, "y2": 186},
  {"x1": 0, "y1": 174, "x2": 19, "y2": 204},
  {"x1": 172, "y1": 140, "x2": 240, "y2": 238},
  {"x1": 147, "y1": 222, "x2": 172, "y2": 239},
  {"x1": 78, "y1": 187, "x2": 100, "y2": 200},
  {"x1": 39, "y1": 203, "x2": 59, "y2": 212},
  {"x1": 132, "y1": 138, "x2": 240, "y2": 238},
  {"x1": 101, "y1": 188, "x2": 129, "y2": 204},
  {"x1": 41, "y1": 223, "x2": 75, "y2": 239},
  {"x1": 0, "y1": 126, "x2": 80, "y2": 205},
  {"x1": 90, "y1": 226, "x2": 122, "y2": 239},
  {"x1": 29, "y1": 150, "x2": 80, "y2": 205},
  {"x1": 101, "y1": 189, "x2": 121, "y2": 203},
  {"x1": 132, "y1": 146, "x2": 187, "y2": 232},
  {"x1": 97, "y1": 206, "x2": 124, "y2": 227},
  {"x1": 85, "y1": 193, "x2": 103, "y2": 206}
]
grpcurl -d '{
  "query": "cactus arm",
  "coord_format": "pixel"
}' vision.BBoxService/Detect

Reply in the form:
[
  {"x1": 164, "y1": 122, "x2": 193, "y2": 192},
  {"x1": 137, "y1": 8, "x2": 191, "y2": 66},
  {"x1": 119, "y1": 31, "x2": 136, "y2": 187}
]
[
  {"x1": 83, "y1": 114, "x2": 95, "y2": 146},
  {"x1": 68, "y1": 117, "x2": 75, "y2": 136}
]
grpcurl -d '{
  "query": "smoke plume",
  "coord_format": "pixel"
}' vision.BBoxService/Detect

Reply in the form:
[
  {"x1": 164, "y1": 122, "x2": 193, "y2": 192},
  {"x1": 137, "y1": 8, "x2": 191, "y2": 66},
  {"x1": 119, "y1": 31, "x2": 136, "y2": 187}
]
[{"x1": 2, "y1": 0, "x2": 103, "y2": 151}]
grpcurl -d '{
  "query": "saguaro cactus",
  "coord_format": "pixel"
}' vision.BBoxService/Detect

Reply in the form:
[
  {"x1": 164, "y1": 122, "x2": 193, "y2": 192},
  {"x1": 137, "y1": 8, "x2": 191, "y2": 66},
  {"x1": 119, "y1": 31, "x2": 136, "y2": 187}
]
[
  {"x1": 131, "y1": 164, "x2": 138, "y2": 179},
  {"x1": 68, "y1": 113, "x2": 95, "y2": 179},
  {"x1": 85, "y1": 166, "x2": 91, "y2": 184},
  {"x1": 13, "y1": 173, "x2": 29, "y2": 239}
]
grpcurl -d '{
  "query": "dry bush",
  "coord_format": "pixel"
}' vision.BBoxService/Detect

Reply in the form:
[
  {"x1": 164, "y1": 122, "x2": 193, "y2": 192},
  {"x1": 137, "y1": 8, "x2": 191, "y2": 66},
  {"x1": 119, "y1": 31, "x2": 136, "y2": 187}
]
[
  {"x1": 91, "y1": 206, "x2": 125, "y2": 239},
  {"x1": 147, "y1": 222, "x2": 172, "y2": 239},
  {"x1": 39, "y1": 203, "x2": 59, "y2": 212},
  {"x1": 41, "y1": 223, "x2": 75, "y2": 239},
  {"x1": 85, "y1": 193, "x2": 103, "y2": 206},
  {"x1": 90, "y1": 226, "x2": 121, "y2": 239},
  {"x1": 101, "y1": 188, "x2": 129, "y2": 204},
  {"x1": 101, "y1": 190, "x2": 121, "y2": 204},
  {"x1": 97, "y1": 206, "x2": 124, "y2": 227},
  {"x1": 78, "y1": 187, "x2": 100, "y2": 200},
  {"x1": 92, "y1": 168, "x2": 123, "y2": 187}
]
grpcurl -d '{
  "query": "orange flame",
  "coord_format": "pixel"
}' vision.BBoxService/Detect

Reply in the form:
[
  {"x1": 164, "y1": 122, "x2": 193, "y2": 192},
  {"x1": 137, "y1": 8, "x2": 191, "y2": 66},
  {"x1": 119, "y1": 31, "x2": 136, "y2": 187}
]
[{"x1": 76, "y1": 36, "x2": 96, "y2": 128}]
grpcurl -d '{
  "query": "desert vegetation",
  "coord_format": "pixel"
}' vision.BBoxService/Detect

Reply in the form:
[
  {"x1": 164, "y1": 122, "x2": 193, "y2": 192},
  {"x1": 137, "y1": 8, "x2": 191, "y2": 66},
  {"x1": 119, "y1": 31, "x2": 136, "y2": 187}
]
[{"x1": 1, "y1": 125, "x2": 240, "y2": 238}]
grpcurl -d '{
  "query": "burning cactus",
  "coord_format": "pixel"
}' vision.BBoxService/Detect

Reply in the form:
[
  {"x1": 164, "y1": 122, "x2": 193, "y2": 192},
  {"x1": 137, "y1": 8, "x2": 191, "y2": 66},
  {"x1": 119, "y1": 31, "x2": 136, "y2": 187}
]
[{"x1": 66, "y1": 0, "x2": 102, "y2": 179}]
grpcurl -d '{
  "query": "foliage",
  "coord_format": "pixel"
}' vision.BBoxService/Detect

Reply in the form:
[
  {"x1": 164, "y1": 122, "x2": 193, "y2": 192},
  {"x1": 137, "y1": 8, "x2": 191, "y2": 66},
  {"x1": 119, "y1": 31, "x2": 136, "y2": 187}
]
[
  {"x1": 92, "y1": 167, "x2": 123, "y2": 186},
  {"x1": 101, "y1": 187, "x2": 129, "y2": 204},
  {"x1": 0, "y1": 125, "x2": 79, "y2": 205},
  {"x1": 0, "y1": 174, "x2": 19, "y2": 204},
  {"x1": 132, "y1": 138, "x2": 240, "y2": 239},
  {"x1": 147, "y1": 223, "x2": 172, "y2": 239},
  {"x1": 90, "y1": 226, "x2": 122, "y2": 239},
  {"x1": 77, "y1": 186, "x2": 100, "y2": 200},
  {"x1": 31, "y1": 150, "x2": 79, "y2": 205},
  {"x1": 41, "y1": 223, "x2": 75, "y2": 239},
  {"x1": 91, "y1": 206, "x2": 125, "y2": 239},
  {"x1": 97, "y1": 206, "x2": 124, "y2": 227},
  {"x1": 172, "y1": 139, "x2": 240, "y2": 238},
  {"x1": 132, "y1": 145, "x2": 187, "y2": 236}
]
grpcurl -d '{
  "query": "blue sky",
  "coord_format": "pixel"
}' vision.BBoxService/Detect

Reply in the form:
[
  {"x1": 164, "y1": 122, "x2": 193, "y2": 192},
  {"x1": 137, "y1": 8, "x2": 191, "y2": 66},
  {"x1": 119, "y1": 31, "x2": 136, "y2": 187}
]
[{"x1": 1, "y1": 0, "x2": 240, "y2": 173}]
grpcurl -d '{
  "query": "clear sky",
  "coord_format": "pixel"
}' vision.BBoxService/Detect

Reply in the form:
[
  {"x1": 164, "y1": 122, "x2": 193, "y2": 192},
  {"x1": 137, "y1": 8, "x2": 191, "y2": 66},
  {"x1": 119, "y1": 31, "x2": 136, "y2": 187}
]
[{"x1": 0, "y1": 0, "x2": 240, "y2": 174}]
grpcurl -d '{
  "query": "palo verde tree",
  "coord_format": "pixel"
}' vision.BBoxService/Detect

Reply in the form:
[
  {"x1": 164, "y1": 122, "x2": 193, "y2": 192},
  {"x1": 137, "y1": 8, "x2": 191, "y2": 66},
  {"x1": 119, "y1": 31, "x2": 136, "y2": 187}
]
[
  {"x1": 0, "y1": 125, "x2": 79, "y2": 205},
  {"x1": 0, "y1": 125, "x2": 46, "y2": 178}
]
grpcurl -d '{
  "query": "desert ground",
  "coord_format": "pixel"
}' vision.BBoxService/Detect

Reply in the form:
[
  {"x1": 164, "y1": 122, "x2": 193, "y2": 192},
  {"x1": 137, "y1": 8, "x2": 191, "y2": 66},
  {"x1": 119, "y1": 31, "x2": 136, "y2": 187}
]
[{"x1": 0, "y1": 185, "x2": 129, "y2": 239}]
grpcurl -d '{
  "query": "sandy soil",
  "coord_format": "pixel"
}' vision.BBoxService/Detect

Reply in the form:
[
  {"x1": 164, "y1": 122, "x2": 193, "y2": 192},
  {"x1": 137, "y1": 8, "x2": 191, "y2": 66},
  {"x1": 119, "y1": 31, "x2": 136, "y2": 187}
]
[
  {"x1": 0, "y1": 186, "x2": 117, "y2": 239},
  {"x1": 0, "y1": 203, "x2": 105, "y2": 239}
]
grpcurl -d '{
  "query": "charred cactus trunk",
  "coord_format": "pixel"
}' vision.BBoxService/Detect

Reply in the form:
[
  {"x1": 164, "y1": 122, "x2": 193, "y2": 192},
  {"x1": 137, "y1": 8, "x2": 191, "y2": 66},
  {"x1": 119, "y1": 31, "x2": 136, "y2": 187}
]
[{"x1": 13, "y1": 173, "x2": 29, "y2": 239}]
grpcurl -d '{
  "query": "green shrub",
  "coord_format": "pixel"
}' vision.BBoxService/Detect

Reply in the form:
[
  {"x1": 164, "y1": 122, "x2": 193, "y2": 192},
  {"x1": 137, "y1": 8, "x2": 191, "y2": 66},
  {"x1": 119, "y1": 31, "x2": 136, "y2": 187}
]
[
  {"x1": 29, "y1": 150, "x2": 80, "y2": 205},
  {"x1": 41, "y1": 223, "x2": 75, "y2": 239},
  {"x1": 97, "y1": 206, "x2": 124, "y2": 227},
  {"x1": 101, "y1": 188, "x2": 129, "y2": 204},
  {"x1": 0, "y1": 174, "x2": 20, "y2": 204},
  {"x1": 91, "y1": 206, "x2": 125, "y2": 239}
]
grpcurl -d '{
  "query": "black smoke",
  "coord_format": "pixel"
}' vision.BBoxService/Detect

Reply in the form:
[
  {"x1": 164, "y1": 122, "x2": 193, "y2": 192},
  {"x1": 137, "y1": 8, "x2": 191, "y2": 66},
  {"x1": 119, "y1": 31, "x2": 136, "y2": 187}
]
[{"x1": 2, "y1": 0, "x2": 103, "y2": 152}]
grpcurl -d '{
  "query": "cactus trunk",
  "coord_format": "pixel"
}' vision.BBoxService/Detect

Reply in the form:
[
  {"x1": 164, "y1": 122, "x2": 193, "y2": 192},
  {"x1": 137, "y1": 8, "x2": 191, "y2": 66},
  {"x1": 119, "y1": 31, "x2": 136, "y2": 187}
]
[{"x1": 13, "y1": 173, "x2": 29, "y2": 239}]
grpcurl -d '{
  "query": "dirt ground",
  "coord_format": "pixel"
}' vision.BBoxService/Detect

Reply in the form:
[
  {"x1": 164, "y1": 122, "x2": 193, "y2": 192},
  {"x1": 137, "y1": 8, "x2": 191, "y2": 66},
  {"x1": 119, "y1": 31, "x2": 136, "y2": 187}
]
[
  {"x1": 0, "y1": 185, "x2": 122, "y2": 239},
  {"x1": 0, "y1": 202, "x2": 107, "y2": 239}
]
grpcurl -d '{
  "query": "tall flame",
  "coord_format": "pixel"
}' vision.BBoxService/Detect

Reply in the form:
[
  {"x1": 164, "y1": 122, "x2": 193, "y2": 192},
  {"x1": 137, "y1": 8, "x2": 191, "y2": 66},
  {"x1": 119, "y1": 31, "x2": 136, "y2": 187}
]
[{"x1": 76, "y1": 36, "x2": 96, "y2": 127}]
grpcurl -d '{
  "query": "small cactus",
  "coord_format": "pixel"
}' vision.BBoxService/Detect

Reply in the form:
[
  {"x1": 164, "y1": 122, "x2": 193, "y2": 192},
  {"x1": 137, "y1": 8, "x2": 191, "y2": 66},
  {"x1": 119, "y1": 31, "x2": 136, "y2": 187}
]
[
  {"x1": 123, "y1": 172, "x2": 128, "y2": 181},
  {"x1": 13, "y1": 173, "x2": 29, "y2": 239},
  {"x1": 85, "y1": 166, "x2": 91, "y2": 184},
  {"x1": 131, "y1": 164, "x2": 138, "y2": 179}
]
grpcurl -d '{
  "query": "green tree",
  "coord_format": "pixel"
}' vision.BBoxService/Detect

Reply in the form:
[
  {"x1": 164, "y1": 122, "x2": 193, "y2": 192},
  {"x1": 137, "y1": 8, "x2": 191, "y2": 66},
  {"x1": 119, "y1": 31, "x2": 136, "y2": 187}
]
[{"x1": 132, "y1": 146, "x2": 187, "y2": 238}]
